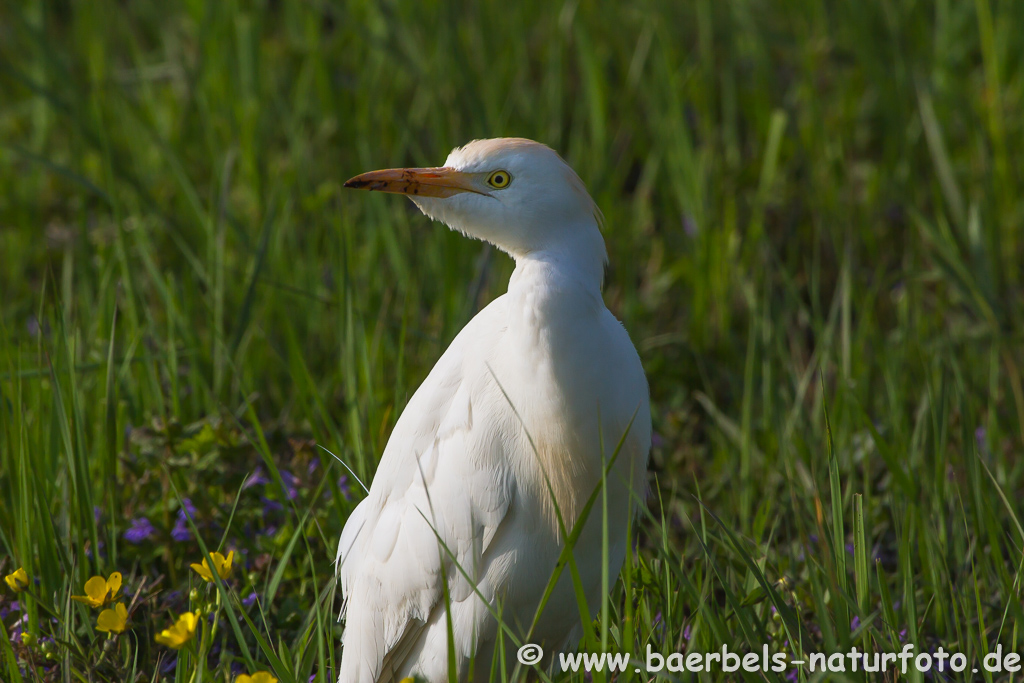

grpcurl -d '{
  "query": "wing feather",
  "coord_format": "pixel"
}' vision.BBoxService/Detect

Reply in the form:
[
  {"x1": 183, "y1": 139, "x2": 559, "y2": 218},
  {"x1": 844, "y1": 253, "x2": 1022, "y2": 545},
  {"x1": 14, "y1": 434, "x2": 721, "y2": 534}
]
[{"x1": 337, "y1": 298, "x2": 513, "y2": 683}]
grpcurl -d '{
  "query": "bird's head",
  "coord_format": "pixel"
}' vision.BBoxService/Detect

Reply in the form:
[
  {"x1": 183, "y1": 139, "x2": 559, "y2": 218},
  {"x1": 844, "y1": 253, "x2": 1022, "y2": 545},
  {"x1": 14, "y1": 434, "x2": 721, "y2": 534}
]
[{"x1": 345, "y1": 138, "x2": 606, "y2": 268}]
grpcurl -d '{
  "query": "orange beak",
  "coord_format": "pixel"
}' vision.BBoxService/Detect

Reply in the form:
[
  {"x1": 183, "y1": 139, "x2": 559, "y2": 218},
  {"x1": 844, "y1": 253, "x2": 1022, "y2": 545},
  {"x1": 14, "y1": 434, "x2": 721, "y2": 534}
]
[{"x1": 344, "y1": 167, "x2": 483, "y2": 198}]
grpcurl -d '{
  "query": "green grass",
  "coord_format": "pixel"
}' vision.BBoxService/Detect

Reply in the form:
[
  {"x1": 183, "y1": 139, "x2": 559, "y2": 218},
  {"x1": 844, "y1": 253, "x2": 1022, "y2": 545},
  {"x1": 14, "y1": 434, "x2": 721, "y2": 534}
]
[{"x1": 2, "y1": 0, "x2": 1023, "y2": 681}]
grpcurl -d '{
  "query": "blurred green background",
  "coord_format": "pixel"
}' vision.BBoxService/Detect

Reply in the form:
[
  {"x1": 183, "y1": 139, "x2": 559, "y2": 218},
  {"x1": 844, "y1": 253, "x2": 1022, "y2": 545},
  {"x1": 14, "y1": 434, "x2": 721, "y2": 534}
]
[{"x1": 2, "y1": 1, "x2": 1023, "y2": 681}]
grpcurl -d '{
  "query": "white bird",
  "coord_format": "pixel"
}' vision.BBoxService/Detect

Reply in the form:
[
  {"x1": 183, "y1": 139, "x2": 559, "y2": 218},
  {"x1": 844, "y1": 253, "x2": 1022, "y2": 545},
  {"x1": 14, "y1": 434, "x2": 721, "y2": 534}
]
[{"x1": 336, "y1": 138, "x2": 650, "y2": 683}]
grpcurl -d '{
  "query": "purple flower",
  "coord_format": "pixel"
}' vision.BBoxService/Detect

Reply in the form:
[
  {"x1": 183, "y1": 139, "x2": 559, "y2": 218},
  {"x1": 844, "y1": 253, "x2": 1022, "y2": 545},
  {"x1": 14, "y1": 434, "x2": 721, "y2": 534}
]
[
  {"x1": 682, "y1": 623, "x2": 691, "y2": 641},
  {"x1": 244, "y1": 467, "x2": 270, "y2": 489},
  {"x1": 261, "y1": 497, "x2": 283, "y2": 514},
  {"x1": 308, "y1": 458, "x2": 320, "y2": 476},
  {"x1": 94, "y1": 506, "x2": 102, "y2": 523},
  {"x1": 262, "y1": 525, "x2": 278, "y2": 537},
  {"x1": 899, "y1": 628, "x2": 906, "y2": 642},
  {"x1": 11, "y1": 613, "x2": 28, "y2": 641},
  {"x1": 171, "y1": 515, "x2": 191, "y2": 542},
  {"x1": 786, "y1": 669, "x2": 798, "y2": 683},
  {"x1": 845, "y1": 542, "x2": 854, "y2": 555},
  {"x1": 808, "y1": 534, "x2": 818, "y2": 544},
  {"x1": 975, "y1": 426, "x2": 986, "y2": 450},
  {"x1": 651, "y1": 432, "x2": 665, "y2": 448},
  {"x1": 851, "y1": 616, "x2": 860, "y2": 630},
  {"x1": 337, "y1": 475, "x2": 350, "y2": 500},
  {"x1": 124, "y1": 517, "x2": 155, "y2": 544},
  {"x1": 243, "y1": 592, "x2": 258, "y2": 608},
  {"x1": 172, "y1": 499, "x2": 196, "y2": 541},
  {"x1": 280, "y1": 470, "x2": 299, "y2": 500}
]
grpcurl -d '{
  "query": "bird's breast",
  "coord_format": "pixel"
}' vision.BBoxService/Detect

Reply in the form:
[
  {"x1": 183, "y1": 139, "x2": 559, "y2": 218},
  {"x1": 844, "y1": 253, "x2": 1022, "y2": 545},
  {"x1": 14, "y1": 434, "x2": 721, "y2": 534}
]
[{"x1": 483, "y1": 283, "x2": 647, "y2": 539}]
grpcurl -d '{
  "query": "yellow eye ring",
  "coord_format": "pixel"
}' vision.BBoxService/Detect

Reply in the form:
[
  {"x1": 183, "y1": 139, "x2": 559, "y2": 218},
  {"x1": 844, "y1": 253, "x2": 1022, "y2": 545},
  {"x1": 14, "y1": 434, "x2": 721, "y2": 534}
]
[{"x1": 486, "y1": 170, "x2": 512, "y2": 189}]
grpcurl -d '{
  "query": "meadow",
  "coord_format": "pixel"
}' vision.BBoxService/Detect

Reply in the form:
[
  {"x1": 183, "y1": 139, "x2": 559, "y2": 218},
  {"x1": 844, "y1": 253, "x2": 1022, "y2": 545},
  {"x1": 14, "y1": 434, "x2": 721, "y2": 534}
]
[{"x1": 2, "y1": 1, "x2": 1023, "y2": 681}]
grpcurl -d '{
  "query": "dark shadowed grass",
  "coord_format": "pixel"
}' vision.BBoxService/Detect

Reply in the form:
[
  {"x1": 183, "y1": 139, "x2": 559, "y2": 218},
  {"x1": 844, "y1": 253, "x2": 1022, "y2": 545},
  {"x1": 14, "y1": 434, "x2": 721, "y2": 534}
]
[{"x1": 1, "y1": 1, "x2": 1023, "y2": 681}]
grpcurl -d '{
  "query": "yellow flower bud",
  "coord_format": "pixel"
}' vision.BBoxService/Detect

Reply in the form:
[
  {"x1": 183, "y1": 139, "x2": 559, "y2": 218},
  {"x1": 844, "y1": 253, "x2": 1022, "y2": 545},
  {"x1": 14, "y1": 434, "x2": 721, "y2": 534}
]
[
  {"x1": 236, "y1": 672, "x2": 279, "y2": 683},
  {"x1": 4, "y1": 567, "x2": 29, "y2": 593}
]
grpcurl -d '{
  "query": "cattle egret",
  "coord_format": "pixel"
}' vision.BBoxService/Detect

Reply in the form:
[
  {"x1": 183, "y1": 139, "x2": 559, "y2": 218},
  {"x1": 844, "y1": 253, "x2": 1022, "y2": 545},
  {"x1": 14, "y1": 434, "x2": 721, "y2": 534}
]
[{"x1": 337, "y1": 138, "x2": 650, "y2": 683}]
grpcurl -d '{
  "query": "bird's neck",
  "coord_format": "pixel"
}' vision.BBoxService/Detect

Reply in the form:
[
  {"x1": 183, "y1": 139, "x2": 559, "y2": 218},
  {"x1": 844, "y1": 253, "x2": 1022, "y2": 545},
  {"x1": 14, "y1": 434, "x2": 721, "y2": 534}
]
[{"x1": 508, "y1": 225, "x2": 607, "y2": 301}]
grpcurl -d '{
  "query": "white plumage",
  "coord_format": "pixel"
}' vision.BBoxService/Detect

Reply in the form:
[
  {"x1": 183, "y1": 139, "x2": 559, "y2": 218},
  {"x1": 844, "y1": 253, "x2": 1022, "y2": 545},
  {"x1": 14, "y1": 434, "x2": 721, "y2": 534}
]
[{"x1": 337, "y1": 138, "x2": 650, "y2": 683}]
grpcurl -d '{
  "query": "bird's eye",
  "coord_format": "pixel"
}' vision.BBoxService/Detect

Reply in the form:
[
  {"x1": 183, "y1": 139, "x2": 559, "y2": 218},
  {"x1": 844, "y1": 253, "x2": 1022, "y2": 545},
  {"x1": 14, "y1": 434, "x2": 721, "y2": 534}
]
[{"x1": 486, "y1": 170, "x2": 512, "y2": 189}]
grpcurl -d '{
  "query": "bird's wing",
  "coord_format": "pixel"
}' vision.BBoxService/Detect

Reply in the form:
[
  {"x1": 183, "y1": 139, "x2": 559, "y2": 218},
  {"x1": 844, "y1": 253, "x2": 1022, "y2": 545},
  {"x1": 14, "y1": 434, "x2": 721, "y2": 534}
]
[{"x1": 336, "y1": 297, "x2": 515, "y2": 683}]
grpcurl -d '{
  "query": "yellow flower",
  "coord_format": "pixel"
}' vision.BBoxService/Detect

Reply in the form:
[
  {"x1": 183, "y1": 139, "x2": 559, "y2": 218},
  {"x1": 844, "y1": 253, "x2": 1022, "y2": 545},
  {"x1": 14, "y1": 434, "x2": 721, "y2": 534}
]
[
  {"x1": 236, "y1": 673, "x2": 279, "y2": 683},
  {"x1": 190, "y1": 551, "x2": 234, "y2": 582},
  {"x1": 154, "y1": 612, "x2": 198, "y2": 649},
  {"x1": 4, "y1": 567, "x2": 29, "y2": 592},
  {"x1": 96, "y1": 602, "x2": 128, "y2": 634},
  {"x1": 71, "y1": 572, "x2": 122, "y2": 608}
]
